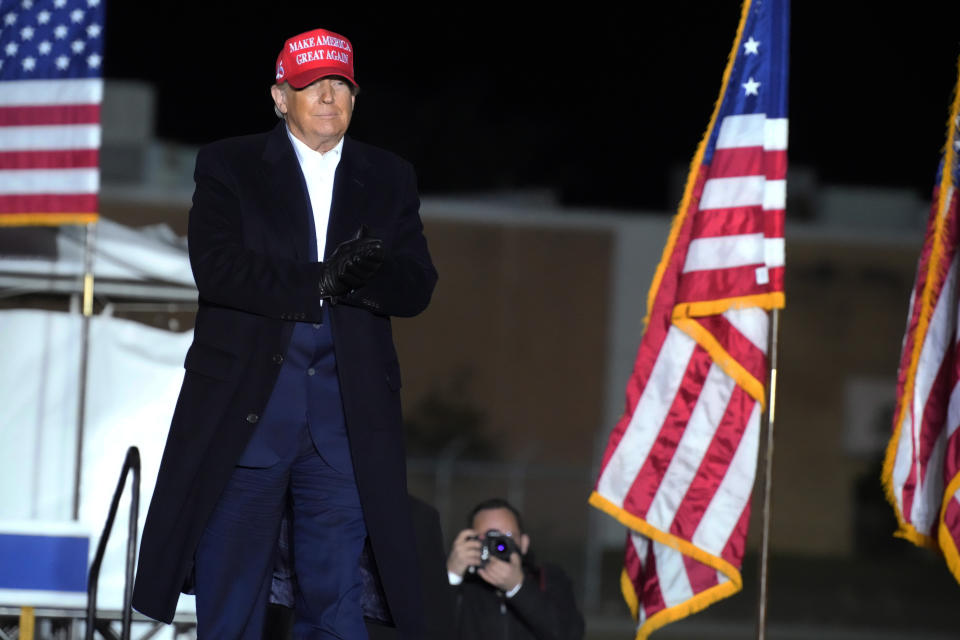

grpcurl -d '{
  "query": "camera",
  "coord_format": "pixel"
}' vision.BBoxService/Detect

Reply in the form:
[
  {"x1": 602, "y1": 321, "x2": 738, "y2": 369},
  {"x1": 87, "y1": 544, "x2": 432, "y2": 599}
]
[{"x1": 477, "y1": 529, "x2": 519, "y2": 565}]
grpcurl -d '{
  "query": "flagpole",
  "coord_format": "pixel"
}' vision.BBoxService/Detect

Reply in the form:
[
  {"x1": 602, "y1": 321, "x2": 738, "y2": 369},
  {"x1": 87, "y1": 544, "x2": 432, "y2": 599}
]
[
  {"x1": 755, "y1": 308, "x2": 780, "y2": 640},
  {"x1": 72, "y1": 221, "x2": 96, "y2": 520}
]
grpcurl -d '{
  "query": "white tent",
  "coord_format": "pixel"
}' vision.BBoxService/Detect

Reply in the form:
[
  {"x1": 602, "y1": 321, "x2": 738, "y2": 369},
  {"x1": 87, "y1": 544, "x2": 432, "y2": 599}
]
[
  {"x1": 0, "y1": 216, "x2": 195, "y2": 301},
  {"x1": 0, "y1": 218, "x2": 197, "y2": 618}
]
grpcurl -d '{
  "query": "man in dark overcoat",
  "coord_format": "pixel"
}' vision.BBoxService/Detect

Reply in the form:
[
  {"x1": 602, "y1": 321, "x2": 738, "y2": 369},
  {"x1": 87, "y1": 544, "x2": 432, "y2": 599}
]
[{"x1": 131, "y1": 26, "x2": 437, "y2": 639}]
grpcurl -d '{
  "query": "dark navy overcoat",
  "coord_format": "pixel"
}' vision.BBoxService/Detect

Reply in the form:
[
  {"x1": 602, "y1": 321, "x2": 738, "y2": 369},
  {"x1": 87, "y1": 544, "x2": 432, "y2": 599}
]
[{"x1": 131, "y1": 122, "x2": 437, "y2": 639}]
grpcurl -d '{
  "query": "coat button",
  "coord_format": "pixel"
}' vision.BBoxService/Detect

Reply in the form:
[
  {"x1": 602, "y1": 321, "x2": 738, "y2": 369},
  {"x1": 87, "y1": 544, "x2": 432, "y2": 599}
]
[
  {"x1": 246, "y1": 413, "x2": 259, "y2": 424},
  {"x1": 307, "y1": 368, "x2": 316, "y2": 376},
  {"x1": 272, "y1": 353, "x2": 283, "y2": 364}
]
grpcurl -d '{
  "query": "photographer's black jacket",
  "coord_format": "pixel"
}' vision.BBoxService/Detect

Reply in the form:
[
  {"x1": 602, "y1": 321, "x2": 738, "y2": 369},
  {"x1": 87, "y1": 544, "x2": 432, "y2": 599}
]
[{"x1": 452, "y1": 561, "x2": 585, "y2": 640}]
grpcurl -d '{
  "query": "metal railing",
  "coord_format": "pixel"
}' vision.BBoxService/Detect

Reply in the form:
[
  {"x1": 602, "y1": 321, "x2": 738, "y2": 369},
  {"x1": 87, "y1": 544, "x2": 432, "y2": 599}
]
[{"x1": 85, "y1": 446, "x2": 141, "y2": 640}]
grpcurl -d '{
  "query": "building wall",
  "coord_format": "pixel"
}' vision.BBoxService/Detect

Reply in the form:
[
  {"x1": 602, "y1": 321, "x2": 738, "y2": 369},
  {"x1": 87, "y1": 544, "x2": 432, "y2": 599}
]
[{"x1": 393, "y1": 217, "x2": 614, "y2": 465}]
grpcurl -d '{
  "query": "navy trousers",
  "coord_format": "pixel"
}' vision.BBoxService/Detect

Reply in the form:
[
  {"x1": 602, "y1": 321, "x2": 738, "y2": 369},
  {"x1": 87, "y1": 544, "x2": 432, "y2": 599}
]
[{"x1": 194, "y1": 310, "x2": 368, "y2": 639}]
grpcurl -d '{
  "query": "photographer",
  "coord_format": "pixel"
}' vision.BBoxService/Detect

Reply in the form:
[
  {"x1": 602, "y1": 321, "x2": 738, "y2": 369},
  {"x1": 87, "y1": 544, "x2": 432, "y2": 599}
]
[{"x1": 446, "y1": 498, "x2": 585, "y2": 640}]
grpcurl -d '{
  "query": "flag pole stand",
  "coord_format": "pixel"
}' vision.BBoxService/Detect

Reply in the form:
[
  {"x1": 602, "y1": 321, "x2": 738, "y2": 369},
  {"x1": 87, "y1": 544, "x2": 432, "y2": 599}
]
[
  {"x1": 72, "y1": 222, "x2": 96, "y2": 520},
  {"x1": 755, "y1": 308, "x2": 780, "y2": 640}
]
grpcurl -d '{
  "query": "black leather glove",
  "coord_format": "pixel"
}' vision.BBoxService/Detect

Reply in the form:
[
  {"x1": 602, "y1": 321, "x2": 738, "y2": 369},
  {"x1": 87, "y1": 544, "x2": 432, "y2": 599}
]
[{"x1": 318, "y1": 230, "x2": 384, "y2": 299}]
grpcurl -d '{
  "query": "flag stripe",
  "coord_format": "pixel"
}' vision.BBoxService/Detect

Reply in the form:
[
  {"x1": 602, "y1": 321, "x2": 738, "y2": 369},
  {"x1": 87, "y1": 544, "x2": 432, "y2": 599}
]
[
  {"x1": 692, "y1": 206, "x2": 766, "y2": 239},
  {"x1": 596, "y1": 311, "x2": 680, "y2": 478},
  {"x1": 763, "y1": 181, "x2": 787, "y2": 212},
  {"x1": 660, "y1": 374, "x2": 748, "y2": 543},
  {"x1": 715, "y1": 115, "x2": 788, "y2": 151},
  {"x1": 646, "y1": 363, "x2": 736, "y2": 532},
  {"x1": 700, "y1": 175, "x2": 787, "y2": 211},
  {"x1": 765, "y1": 207, "x2": 785, "y2": 238},
  {"x1": 683, "y1": 235, "x2": 784, "y2": 272},
  {"x1": 700, "y1": 176, "x2": 765, "y2": 210},
  {"x1": 597, "y1": 327, "x2": 698, "y2": 506},
  {"x1": 676, "y1": 266, "x2": 785, "y2": 304},
  {"x1": 763, "y1": 118, "x2": 789, "y2": 151},
  {"x1": 946, "y1": 346, "x2": 960, "y2": 445},
  {"x1": 0, "y1": 168, "x2": 98, "y2": 194},
  {"x1": 0, "y1": 104, "x2": 100, "y2": 126},
  {"x1": 918, "y1": 355, "x2": 952, "y2": 481},
  {"x1": 625, "y1": 345, "x2": 714, "y2": 518},
  {"x1": 899, "y1": 252, "x2": 960, "y2": 525},
  {"x1": 891, "y1": 243, "x2": 925, "y2": 518},
  {"x1": 684, "y1": 552, "x2": 720, "y2": 593},
  {"x1": 908, "y1": 430, "x2": 947, "y2": 531},
  {"x1": 654, "y1": 543, "x2": 693, "y2": 608},
  {"x1": 720, "y1": 501, "x2": 752, "y2": 566},
  {"x1": 0, "y1": 194, "x2": 98, "y2": 213},
  {"x1": 710, "y1": 147, "x2": 787, "y2": 180},
  {"x1": 723, "y1": 307, "x2": 770, "y2": 353},
  {"x1": 699, "y1": 177, "x2": 786, "y2": 211},
  {"x1": 0, "y1": 125, "x2": 101, "y2": 151},
  {"x1": 892, "y1": 410, "x2": 916, "y2": 517},
  {"x1": 765, "y1": 237, "x2": 785, "y2": 266},
  {"x1": 715, "y1": 114, "x2": 766, "y2": 148},
  {"x1": 911, "y1": 253, "x2": 959, "y2": 419},
  {"x1": 692, "y1": 402, "x2": 761, "y2": 556},
  {"x1": 0, "y1": 149, "x2": 99, "y2": 169},
  {"x1": 695, "y1": 315, "x2": 768, "y2": 383},
  {"x1": 635, "y1": 535, "x2": 665, "y2": 620},
  {"x1": 0, "y1": 78, "x2": 103, "y2": 105}
]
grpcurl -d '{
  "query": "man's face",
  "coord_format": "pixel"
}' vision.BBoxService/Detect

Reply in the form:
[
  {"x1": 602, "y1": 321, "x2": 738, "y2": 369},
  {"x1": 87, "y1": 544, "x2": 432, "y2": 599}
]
[
  {"x1": 271, "y1": 76, "x2": 355, "y2": 153},
  {"x1": 471, "y1": 507, "x2": 530, "y2": 555}
]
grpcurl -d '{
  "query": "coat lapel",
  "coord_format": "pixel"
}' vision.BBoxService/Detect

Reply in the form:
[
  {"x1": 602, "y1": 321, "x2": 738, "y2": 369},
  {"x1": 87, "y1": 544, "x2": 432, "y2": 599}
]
[
  {"x1": 324, "y1": 136, "x2": 371, "y2": 259},
  {"x1": 262, "y1": 122, "x2": 314, "y2": 262}
]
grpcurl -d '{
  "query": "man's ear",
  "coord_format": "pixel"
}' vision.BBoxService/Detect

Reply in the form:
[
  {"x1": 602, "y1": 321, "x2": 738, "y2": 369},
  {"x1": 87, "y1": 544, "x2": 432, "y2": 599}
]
[
  {"x1": 520, "y1": 533, "x2": 530, "y2": 555},
  {"x1": 270, "y1": 84, "x2": 287, "y2": 115}
]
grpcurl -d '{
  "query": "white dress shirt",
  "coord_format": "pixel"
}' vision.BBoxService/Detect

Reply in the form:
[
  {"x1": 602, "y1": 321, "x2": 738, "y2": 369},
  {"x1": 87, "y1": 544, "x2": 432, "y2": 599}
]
[{"x1": 285, "y1": 127, "x2": 343, "y2": 262}]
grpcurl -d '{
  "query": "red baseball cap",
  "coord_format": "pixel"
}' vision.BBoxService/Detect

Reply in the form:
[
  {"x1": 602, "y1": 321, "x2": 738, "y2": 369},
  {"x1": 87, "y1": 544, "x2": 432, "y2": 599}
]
[{"x1": 274, "y1": 28, "x2": 358, "y2": 89}]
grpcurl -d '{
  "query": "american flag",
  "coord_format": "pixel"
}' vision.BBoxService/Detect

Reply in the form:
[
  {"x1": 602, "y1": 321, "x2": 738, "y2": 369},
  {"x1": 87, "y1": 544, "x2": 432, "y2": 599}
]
[
  {"x1": 0, "y1": 0, "x2": 103, "y2": 227},
  {"x1": 589, "y1": 0, "x2": 788, "y2": 636},
  {"x1": 883, "y1": 61, "x2": 960, "y2": 583}
]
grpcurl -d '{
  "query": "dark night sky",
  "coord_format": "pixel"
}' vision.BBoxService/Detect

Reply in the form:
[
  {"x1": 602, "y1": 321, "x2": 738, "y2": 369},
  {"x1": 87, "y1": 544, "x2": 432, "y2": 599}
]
[{"x1": 103, "y1": 3, "x2": 960, "y2": 210}]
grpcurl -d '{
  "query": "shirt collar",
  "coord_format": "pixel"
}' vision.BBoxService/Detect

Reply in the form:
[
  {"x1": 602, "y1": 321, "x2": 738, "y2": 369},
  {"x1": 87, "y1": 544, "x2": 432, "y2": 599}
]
[{"x1": 285, "y1": 126, "x2": 344, "y2": 166}]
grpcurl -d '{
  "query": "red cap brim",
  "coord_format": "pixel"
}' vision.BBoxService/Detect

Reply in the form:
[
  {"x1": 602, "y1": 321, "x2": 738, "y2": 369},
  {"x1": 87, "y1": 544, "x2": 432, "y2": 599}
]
[{"x1": 285, "y1": 67, "x2": 359, "y2": 90}]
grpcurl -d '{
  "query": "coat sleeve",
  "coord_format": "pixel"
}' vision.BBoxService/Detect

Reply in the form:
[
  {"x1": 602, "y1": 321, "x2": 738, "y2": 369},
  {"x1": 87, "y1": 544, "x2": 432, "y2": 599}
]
[
  {"x1": 338, "y1": 160, "x2": 437, "y2": 318},
  {"x1": 506, "y1": 565, "x2": 586, "y2": 640},
  {"x1": 187, "y1": 146, "x2": 326, "y2": 322}
]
